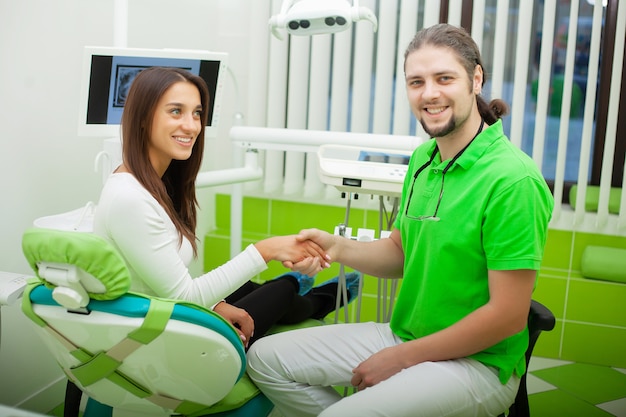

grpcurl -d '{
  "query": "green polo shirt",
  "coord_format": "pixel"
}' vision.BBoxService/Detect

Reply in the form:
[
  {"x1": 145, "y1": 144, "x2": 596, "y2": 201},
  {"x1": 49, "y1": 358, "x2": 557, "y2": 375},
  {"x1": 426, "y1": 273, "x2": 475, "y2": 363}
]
[{"x1": 392, "y1": 119, "x2": 554, "y2": 384}]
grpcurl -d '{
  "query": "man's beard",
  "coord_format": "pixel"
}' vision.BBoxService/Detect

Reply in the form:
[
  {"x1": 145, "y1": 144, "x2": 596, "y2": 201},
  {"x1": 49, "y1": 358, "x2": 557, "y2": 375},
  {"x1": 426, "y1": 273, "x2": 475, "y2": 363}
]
[{"x1": 419, "y1": 116, "x2": 456, "y2": 138}]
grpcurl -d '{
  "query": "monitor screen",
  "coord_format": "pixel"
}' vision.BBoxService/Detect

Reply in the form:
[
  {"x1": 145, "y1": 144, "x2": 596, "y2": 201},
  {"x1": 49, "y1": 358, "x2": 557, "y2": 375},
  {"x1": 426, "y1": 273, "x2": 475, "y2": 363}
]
[
  {"x1": 78, "y1": 46, "x2": 228, "y2": 138},
  {"x1": 357, "y1": 151, "x2": 410, "y2": 165}
]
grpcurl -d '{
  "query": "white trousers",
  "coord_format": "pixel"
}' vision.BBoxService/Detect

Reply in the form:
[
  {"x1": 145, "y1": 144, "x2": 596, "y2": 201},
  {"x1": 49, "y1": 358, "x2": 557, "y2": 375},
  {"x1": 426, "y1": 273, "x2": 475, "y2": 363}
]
[{"x1": 247, "y1": 322, "x2": 519, "y2": 417}]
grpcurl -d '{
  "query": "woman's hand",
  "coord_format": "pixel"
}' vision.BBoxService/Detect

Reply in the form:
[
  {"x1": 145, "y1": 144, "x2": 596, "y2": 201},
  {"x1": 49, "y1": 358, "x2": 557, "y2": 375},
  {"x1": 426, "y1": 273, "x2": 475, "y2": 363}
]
[
  {"x1": 285, "y1": 256, "x2": 324, "y2": 276},
  {"x1": 212, "y1": 301, "x2": 254, "y2": 348},
  {"x1": 254, "y1": 235, "x2": 330, "y2": 270}
]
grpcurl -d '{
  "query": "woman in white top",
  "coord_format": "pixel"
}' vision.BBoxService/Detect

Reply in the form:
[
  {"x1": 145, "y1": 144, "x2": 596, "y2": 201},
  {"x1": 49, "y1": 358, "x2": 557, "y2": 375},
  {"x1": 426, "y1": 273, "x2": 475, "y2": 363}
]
[{"x1": 93, "y1": 67, "x2": 350, "y2": 347}]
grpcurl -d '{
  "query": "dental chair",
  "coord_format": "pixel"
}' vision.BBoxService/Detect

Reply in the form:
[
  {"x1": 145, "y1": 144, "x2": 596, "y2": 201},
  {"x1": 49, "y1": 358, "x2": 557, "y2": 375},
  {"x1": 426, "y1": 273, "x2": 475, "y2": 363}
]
[{"x1": 20, "y1": 227, "x2": 273, "y2": 417}]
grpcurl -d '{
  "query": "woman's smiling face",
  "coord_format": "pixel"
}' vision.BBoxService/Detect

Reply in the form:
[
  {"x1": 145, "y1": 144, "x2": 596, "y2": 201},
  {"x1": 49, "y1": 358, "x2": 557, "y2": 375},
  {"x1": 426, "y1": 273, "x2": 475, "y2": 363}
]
[{"x1": 147, "y1": 80, "x2": 203, "y2": 177}]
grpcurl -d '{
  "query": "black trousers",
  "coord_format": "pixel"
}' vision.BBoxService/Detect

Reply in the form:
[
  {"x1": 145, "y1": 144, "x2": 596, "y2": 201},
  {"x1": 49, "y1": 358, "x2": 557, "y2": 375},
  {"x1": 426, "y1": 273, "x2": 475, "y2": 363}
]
[{"x1": 225, "y1": 275, "x2": 338, "y2": 346}]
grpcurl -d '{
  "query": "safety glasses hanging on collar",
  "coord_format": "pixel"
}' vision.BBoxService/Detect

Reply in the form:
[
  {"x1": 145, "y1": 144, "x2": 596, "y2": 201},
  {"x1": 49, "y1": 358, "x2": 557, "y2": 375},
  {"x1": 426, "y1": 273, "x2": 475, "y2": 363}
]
[{"x1": 404, "y1": 119, "x2": 484, "y2": 222}]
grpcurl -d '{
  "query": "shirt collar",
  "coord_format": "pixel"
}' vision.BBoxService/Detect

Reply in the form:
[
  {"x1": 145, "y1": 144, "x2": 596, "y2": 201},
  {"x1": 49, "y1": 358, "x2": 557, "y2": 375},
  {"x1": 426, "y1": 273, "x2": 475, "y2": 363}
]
[
  {"x1": 456, "y1": 118, "x2": 504, "y2": 170},
  {"x1": 428, "y1": 119, "x2": 504, "y2": 171}
]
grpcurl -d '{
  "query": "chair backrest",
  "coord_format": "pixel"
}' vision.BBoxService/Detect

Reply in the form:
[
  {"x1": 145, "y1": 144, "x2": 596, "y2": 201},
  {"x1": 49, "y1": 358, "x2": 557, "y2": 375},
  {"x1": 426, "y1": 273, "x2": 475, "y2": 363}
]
[
  {"x1": 20, "y1": 228, "x2": 267, "y2": 416},
  {"x1": 506, "y1": 300, "x2": 556, "y2": 417}
]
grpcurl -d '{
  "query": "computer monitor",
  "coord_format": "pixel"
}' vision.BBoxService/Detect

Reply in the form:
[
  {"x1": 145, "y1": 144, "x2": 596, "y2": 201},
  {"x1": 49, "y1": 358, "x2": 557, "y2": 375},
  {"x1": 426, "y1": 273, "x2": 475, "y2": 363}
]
[{"x1": 78, "y1": 46, "x2": 228, "y2": 138}]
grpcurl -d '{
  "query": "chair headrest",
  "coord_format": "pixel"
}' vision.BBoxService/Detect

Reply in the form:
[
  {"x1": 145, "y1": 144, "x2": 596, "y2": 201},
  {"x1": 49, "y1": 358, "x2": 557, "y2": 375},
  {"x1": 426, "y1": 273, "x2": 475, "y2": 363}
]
[{"x1": 22, "y1": 228, "x2": 131, "y2": 309}]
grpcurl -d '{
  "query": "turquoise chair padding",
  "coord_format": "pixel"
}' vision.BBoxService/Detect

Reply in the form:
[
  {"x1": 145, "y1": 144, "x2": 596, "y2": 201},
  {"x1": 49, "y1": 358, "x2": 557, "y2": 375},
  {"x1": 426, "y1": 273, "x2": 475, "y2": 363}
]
[{"x1": 28, "y1": 285, "x2": 248, "y2": 382}]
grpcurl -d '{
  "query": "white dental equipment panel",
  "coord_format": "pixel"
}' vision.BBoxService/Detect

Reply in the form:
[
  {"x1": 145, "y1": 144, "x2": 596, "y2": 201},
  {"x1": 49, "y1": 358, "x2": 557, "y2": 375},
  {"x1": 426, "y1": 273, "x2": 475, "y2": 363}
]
[{"x1": 318, "y1": 145, "x2": 412, "y2": 197}]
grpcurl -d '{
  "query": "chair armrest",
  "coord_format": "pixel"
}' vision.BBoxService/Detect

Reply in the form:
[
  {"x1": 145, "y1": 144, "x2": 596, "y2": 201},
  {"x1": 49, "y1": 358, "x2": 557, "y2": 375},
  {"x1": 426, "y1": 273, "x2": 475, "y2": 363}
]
[{"x1": 530, "y1": 300, "x2": 556, "y2": 332}]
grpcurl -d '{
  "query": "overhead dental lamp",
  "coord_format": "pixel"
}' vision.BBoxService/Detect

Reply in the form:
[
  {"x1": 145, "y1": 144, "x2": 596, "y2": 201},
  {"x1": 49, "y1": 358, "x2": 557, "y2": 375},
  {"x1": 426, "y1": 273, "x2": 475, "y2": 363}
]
[{"x1": 269, "y1": 0, "x2": 378, "y2": 40}]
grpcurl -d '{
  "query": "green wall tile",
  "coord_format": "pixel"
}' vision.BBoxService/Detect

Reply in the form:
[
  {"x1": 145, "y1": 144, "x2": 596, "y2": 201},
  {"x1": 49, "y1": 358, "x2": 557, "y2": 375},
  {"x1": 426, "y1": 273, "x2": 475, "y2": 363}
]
[
  {"x1": 561, "y1": 322, "x2": 626, "y2": 368},
  {"x1": 269, "y1": 200, "x2": 356, "y2": 235},
  {"x1": 362, "y1": 275, "x2": 397, "y2": 296},
  {"x1": 355, "y1": 295, "x2": 380, "y2": 322},
  {"x1": 342, "y1": 207, "x2": 368, "y2": 231},
  {"x1": 360, "y1": 274, "x2": 376, "y2": 295},
  {"x1": 204, "y1": 235, "x2": 231, "y2": 273},
  {"x1": 533, "y1": 276, "x2": 567, "y2": 320},
  {"x1": 566, "y1": 279, "x2": 626, "y2": 327},
  {"x1": 533, "y1": 319, "x2": 562, "y2": 359},
  {"x1": 207, "y1": 227, "x2": 230, "y2": 238},
  {"x1": 542, "y1": 229, "x2": 573, "y2": 269},
  {"x1": 215, "y1": 194, "x2": 231, "y2": 230},
  {"x1": 216, "y1": 194, "x2": 272, "y2": 235},
  {"x1": 242, "y1": 197, "x2": 270, "y2": 235},
  {"x1": 539, "y1": 267, "x2": 569, "y2": 279},
  {"x1": 364, "y1": 207, "x2": 383, "y2": 231},
  {"x1": 242, "y1": 231, "x2": 270, "y2": 244}
]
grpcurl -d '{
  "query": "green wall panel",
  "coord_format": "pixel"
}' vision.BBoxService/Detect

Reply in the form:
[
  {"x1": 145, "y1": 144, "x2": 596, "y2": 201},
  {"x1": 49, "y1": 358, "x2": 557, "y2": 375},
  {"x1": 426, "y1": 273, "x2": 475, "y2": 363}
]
[
  {"x1": 567, "y1": 279, "x2": 626, "y2": 327},
  {"x1": 542, "y1": 229, "x2": 573, "y2": 269},
  {"x1": 533, "y1": 319, "x2": 563, "y2": 359},
  {"x1": 561, "y1": 322, "x2": 626, "y2": 368},
  {"x1": 269, "y1": 200, "x2": 353, "y2": 235},
  {"x1": 204, "y1": 234, "x2": 230, "y2": 273},
  {"x1": 533, "y1": 275, "x2": 567, "y2": 320},
  {"x1": 215, "y1": 194, "x2": 231, "y2": 230}
]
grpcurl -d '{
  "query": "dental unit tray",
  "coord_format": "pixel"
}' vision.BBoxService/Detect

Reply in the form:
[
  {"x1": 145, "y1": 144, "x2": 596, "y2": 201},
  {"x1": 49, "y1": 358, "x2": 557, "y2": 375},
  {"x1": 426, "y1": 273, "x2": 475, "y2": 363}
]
[{"x1": 318, "y1": 145, "x2": 412, "y2": 197}]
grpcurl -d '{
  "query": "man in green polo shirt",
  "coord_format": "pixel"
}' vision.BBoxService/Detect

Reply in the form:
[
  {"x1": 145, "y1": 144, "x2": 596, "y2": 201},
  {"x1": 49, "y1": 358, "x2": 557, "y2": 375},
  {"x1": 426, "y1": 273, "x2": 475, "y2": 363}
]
[{"x1": 248, "y1": 23, "x2": 554, "y2": 417}]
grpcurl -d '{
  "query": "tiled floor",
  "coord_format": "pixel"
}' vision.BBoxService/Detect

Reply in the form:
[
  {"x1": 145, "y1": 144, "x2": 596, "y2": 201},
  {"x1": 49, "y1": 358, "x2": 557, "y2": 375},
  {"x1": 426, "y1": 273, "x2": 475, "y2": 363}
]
[{"x1": 528, "y1": 357, "x2": 626, "y2": 417}]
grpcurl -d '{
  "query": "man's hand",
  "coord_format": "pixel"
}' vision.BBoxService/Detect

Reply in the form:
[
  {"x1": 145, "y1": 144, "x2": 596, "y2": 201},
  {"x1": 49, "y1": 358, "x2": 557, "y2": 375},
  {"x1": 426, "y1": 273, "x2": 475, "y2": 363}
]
[
  {"x1": 282, "y1": 229, "x2": 336, "y2": 272},
  {"x1": 351, "y1": 346, "x2": 406, "y2": 391},
  {"x1": 296, "y1": 229, "x2": 337, "y2": 255},
  {"x1": 212, "y1": 302, "x2": 254, "y2": 348}
]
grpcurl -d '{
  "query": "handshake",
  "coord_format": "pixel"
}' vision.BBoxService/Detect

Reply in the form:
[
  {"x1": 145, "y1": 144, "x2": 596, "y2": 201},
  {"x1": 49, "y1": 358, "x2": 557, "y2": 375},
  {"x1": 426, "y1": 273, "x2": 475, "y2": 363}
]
[{"x1": 254, "y1": 228, "x2": 334, "y2": 276}]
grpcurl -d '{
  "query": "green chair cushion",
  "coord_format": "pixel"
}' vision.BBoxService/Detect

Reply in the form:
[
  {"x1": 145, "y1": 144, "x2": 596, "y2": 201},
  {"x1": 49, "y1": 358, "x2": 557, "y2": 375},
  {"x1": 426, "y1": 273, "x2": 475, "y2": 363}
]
[{"x1": 22, "y1": 228, "x2": 131, "y2": 300}]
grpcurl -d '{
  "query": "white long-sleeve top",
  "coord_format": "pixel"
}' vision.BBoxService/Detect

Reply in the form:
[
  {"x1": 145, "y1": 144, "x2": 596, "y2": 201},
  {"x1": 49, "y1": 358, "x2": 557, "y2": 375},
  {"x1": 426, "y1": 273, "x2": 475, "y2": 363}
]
[{"x1": 93, "y1": 172, "x2": 268, "y2": 309}]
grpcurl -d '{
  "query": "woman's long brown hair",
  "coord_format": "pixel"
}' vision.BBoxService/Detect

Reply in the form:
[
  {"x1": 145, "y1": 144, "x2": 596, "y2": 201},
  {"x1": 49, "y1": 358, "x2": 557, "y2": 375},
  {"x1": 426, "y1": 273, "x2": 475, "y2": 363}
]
[{"x1": 121, "y1": 67, "x2": 210, "y2": 256}]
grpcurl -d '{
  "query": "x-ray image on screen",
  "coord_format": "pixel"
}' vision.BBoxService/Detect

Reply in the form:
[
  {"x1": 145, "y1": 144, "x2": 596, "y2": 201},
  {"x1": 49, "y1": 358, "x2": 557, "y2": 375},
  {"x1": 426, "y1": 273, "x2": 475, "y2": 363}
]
[
  {"x1": 112, "y1": 66, "x2": 144, "y2": 107},
  {"x1": 105, "y1": 56, "x2": 199, "y2": 125}
]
